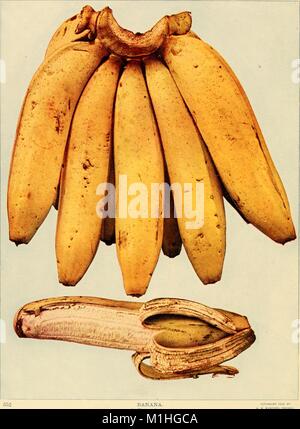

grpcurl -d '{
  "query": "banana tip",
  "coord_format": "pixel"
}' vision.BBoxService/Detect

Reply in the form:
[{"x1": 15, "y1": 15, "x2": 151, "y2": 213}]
[
  {"x1": 10, "y1": 238, "x2": 27, "y2": 247},
  {"x1": 59, "y1": 279, "x2": 77, "y2": 287},
  {"x1": 202, "y1": 275, "x2": 222, "y2": 285}
]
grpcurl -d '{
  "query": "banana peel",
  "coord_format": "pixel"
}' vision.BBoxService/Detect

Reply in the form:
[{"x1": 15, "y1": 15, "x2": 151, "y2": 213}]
[{"x1": 14, "y1": 297, "x2": 255, "y2": 380}]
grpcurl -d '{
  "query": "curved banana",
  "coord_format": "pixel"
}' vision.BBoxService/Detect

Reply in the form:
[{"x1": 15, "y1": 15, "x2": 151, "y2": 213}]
[
  {"x1": 145, "y1": 58, "x2": 225, "y2": 284},
  {"x1": 14, "y1": 296, "x2": 255, "y2": 380},
  {"x1": 162, "y1": 35, "x2": 296, "y2": 244},
  {"x1": 56, "y1": 56, "x2": 121, "y2": 286},
  {"x1": 8, "y1": 40, "x2": 107, "y2": 245},
  {"x1": 114, "y1": 61, "x2": 164, "y2": 296}
]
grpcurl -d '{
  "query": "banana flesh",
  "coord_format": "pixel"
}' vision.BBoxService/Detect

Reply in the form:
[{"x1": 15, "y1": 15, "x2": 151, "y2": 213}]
[{"x1": 14, "y1": 296, "x2": 255, "y2": 380}]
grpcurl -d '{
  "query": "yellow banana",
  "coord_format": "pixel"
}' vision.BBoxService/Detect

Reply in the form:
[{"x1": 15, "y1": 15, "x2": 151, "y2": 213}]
[
  {"x1": 8, "y1": 40, "x2": 107, "y2": 245},
  {"x1": 162, "y1": 35, "x2": 296, "y2": 244},
  {"x1": 145, "y1": 58, "x2": 225, "y2": 284},
  {"x1": 56, "y1": 56, "x2": 121, "y2": 286},
  {"x1": 114, "y1": 61, "x2": 164, "y2": 296},
  {"x1": 101, "y1": 155, "x2": 116, "y2": 246}
]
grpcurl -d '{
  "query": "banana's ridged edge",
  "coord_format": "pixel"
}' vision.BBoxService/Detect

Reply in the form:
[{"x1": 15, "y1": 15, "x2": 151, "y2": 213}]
[
  {"x1": 140, "y1": 298, "x2": 237, "y2": 333},
  {"x1": 150, "y1": 328, "x2": 255, "y2": 375},
  {"x1": 132, "y1": 352, "x2": 239, "y2": 380}
]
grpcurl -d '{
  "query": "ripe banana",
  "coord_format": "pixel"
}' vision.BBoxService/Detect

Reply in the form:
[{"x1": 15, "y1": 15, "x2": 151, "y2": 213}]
[
  {"x1": 56, "y1": 56, "x2": 121, "y2": 286},
  {"x1": 145, "y1": 58, "x2": 225, "y2": 284},
  {"x1": 8, "y1": 7, "x2": 296, "y2": 293},
  {"x1": 162, "y1": 171, "x2": 182, "y2": 258},
  {"x1": 14, "y1": 296, "x2": 255, "y2": 380},
  {"x1": 101, "y1": 155, "x2": 116, "y2": 246},
  {"x1": 8, "y1": 40, "x2": 107, "y2": 245},
  {"x1": 114, "y1": 61, "x2": 164, "y2": 296},
  {"x1": 162, "y1": 35, "x2": 296, "y2": 244}
]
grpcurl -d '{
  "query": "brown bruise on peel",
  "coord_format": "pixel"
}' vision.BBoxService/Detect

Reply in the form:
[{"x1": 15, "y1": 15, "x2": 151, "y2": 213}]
[{"x1": 118, "y1": 230, "x2": 128, "y2": 248}]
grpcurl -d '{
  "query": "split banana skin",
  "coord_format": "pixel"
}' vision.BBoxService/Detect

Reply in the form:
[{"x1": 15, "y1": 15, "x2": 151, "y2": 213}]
[
  {"x1": 14, "y1": 296, "x2": 255, "y2": 380},
  {"x1": 8, "y1": 6, "x2": 296, "y2": 379}
]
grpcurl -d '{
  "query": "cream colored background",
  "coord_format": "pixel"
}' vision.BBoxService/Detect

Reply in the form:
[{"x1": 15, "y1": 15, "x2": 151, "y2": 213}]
[{"x1": 0, "y1": 0, "x2": 299, "y2": 404}]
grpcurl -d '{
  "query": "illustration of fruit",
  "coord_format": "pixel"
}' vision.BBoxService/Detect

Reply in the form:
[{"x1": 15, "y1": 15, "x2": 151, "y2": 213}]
[
  {"x1": 145, "y1": 58, "x2": 225, "y2": 284},
  {"x1": 114, "y1": 61, "x2": 164, "y2": 296},
  {"x1": 14, "y1": 296, "x2": 255, "y2": 380},
  {"x1": 162, "y1": 34, "x2": 296, "y2": 244},
  {"x1": 8, "y1": 39, "x2": 107, "y2": 244},
  {"x1": 56, "y1": 55, "x2": 121, "y2": 286},
  {"x1": 7, "y1": 5, "x2": 296, "y2": 294}
]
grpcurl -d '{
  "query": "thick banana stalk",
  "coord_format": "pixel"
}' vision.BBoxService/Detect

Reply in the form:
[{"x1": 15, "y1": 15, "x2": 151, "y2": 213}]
[
  {"x1": 145, "y1": 58, "x2": 225, "y2": 284},
  {"x1": 101, "y1": 154, "x2": 116, "y2": 246},
  {"x1": 45, "y1": 6, "x2": 98, "y2": 59},
  {"x1": 14, "y1": 296, "x2": 255, "y2": 380},
  {"x1": 162, "y1": 35, "x2": 296, "y2": 244},
  {"x1": 75, "y1": 6, "x2": 192, "y2": 58},
  {"x1": 56, "y1": 56, "x2": 121, "y2": 286},
  {"x1": 8, "y1": 40, "x2": 107, "y2": 245},
  {"x1": 114, "y1": 61, "x2": 164, "y2": 296}
]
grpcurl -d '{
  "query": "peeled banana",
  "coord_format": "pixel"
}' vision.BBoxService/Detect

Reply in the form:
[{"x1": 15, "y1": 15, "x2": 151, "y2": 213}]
[{"x1": 14, "y1": 296, "x2": 255, "y2": 380}]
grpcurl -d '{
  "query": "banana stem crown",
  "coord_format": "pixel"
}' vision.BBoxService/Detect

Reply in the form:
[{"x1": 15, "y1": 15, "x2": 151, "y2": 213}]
[{"x1": 75, "y1": 5, "x2": 192, "y2": 58}]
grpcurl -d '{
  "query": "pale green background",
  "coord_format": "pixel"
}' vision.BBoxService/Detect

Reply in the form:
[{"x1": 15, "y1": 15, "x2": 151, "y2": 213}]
[{"x1": 0, "y1": 0, "x2": 299, "y2": 402}]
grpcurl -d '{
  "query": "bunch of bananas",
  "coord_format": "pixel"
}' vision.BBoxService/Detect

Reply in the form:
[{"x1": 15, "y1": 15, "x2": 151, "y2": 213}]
[{"x1": 8, "y1": 6, "x2": 296, "y2": 296}]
